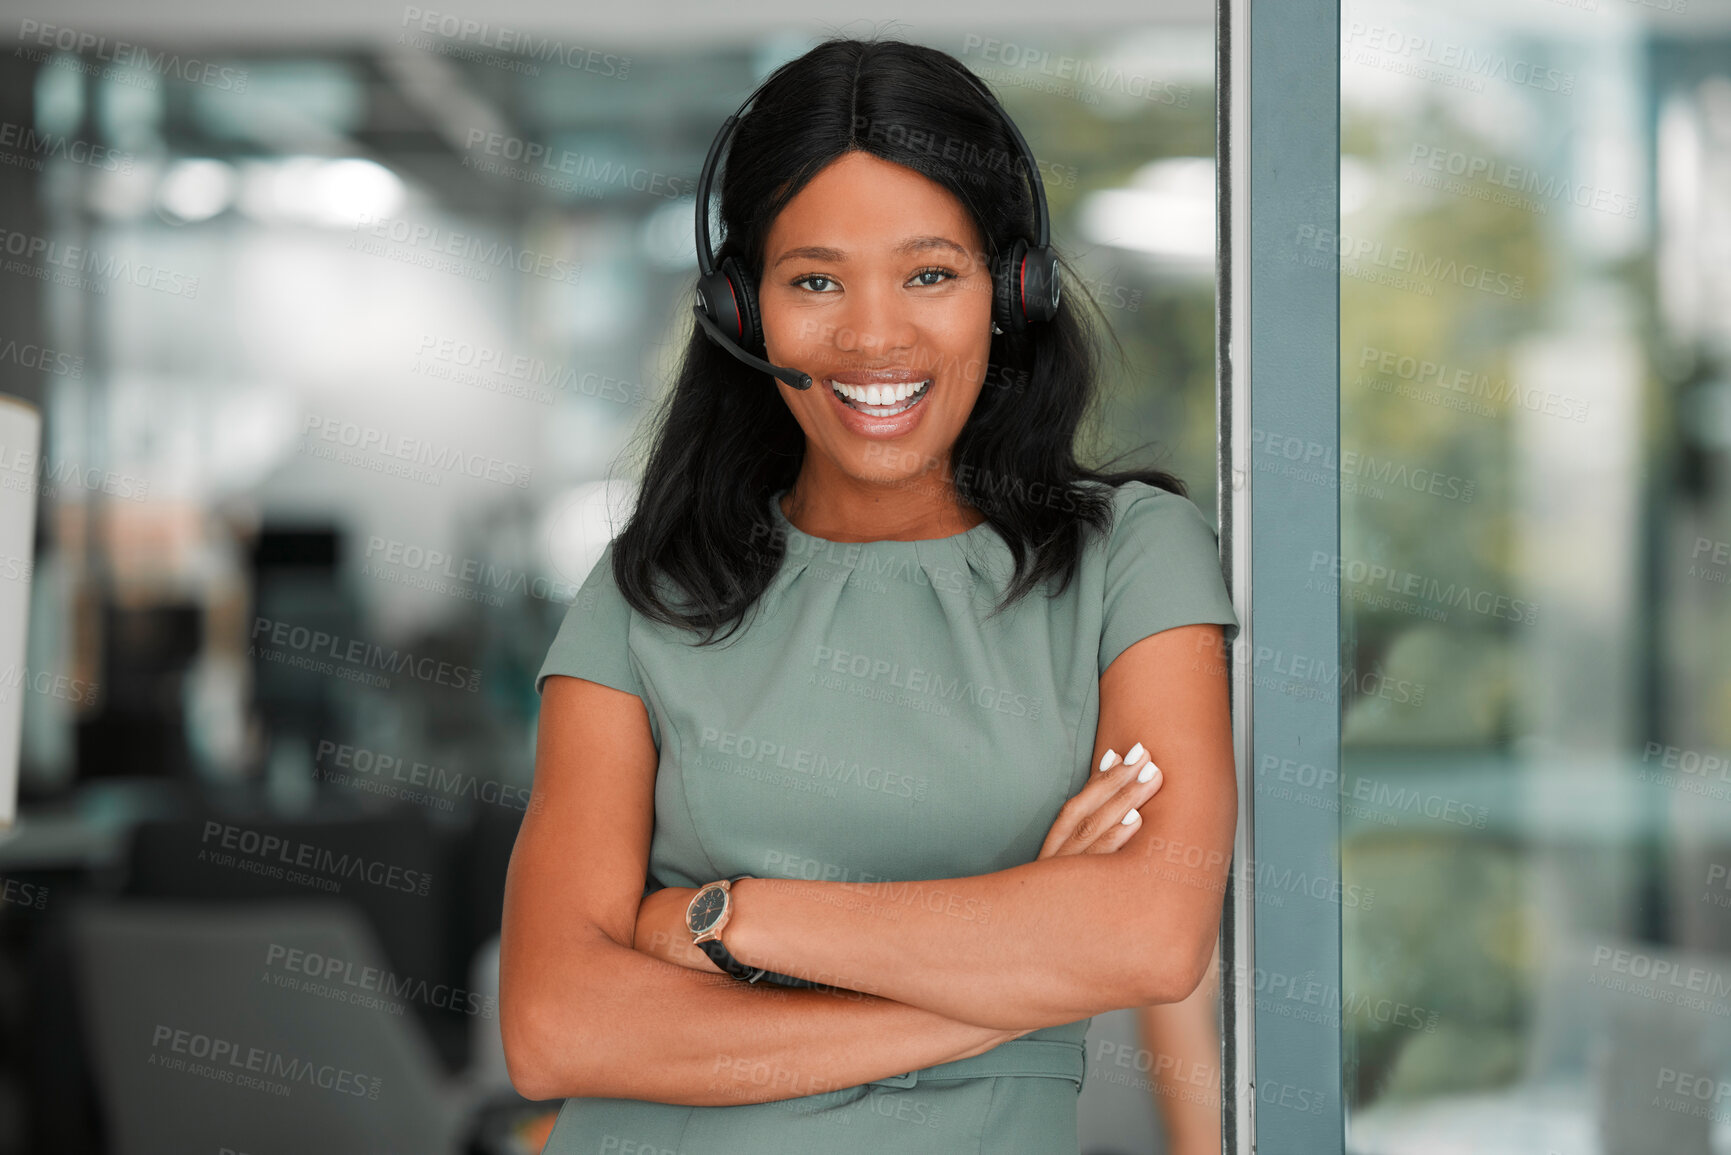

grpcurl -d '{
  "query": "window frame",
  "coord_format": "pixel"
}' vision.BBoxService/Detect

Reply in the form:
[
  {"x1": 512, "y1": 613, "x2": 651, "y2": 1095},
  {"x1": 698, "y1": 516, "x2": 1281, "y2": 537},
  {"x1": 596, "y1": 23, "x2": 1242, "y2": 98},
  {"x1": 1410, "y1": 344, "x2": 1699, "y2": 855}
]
[{"x1": 1218, "y1": 1, "x2": 1344, "y2": 1150}]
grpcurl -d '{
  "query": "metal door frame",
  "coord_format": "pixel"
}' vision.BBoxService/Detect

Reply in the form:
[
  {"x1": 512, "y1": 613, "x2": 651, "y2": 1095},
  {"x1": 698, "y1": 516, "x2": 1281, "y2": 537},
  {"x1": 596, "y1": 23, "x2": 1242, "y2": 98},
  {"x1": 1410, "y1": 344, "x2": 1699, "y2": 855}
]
[{"x1": 1218, "y1": 1, "x2": 1342, "y2": 1151}]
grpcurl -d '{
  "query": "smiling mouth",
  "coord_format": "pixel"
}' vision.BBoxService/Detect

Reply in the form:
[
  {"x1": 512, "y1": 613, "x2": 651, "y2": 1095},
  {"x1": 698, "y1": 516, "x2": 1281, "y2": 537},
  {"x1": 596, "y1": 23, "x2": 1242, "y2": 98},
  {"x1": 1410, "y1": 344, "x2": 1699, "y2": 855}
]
[{"x1": 829, "y1": 379, "x2": 933, "y2": 417}]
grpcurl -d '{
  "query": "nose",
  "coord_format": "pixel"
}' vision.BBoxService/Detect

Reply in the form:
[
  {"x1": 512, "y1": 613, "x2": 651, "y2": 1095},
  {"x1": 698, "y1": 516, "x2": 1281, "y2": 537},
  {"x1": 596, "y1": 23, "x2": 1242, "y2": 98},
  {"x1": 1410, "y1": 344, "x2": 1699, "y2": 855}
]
[{"x1": 831, "y1": 278, "x2": 920, "y2": 361}]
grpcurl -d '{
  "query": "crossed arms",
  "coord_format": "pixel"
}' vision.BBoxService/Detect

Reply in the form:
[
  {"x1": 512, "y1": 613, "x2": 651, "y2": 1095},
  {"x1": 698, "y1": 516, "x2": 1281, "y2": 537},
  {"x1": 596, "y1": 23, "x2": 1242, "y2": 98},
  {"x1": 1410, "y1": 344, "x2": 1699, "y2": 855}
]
[{"x1": 499, "y1": 622, "x2": 1235, "y2": 1104}]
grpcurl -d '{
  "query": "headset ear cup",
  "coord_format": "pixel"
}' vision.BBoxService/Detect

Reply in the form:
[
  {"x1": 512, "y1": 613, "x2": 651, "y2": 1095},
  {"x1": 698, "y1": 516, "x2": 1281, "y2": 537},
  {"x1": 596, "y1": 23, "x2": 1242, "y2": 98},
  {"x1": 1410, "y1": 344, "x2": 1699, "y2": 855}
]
[
  {"x1": 1020, "y1": 246, "x2": 1061, "y2": 324},
  {"x1": 739, "y1": 275, "x2": 765, "y2": 355},
  {"x1": 991, "y1": 237, "x2": 1029, "y2": 335},
  {"x1": 695, "y1": 268, "x2": 736, "y2": 346},
  {"x1": 719, "y1": 255, "x2": 763, "y2": 355}
]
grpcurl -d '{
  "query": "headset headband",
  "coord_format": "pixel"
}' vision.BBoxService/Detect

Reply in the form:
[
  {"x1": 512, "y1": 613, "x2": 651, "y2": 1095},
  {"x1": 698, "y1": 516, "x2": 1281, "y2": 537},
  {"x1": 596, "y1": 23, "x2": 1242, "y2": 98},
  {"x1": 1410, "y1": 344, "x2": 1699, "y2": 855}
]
[{"x1": 693, "y1": 69, "x2": 779, "y2": 279}]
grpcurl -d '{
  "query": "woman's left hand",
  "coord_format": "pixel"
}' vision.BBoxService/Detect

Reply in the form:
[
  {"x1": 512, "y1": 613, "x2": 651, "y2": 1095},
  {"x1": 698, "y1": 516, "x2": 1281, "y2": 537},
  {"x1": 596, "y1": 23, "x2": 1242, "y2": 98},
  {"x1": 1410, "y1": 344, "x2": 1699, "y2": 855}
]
[{"x1": 633, "y1": 885, "x2": 727, "y2": 975}]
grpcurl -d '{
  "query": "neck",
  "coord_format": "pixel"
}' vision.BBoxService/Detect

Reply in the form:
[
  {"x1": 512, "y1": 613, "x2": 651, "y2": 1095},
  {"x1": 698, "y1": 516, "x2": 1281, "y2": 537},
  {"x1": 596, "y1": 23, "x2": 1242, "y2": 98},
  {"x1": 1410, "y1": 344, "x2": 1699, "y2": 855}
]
[{"x1": 781, "y1": 469, "x2": 984, "y2": 543}]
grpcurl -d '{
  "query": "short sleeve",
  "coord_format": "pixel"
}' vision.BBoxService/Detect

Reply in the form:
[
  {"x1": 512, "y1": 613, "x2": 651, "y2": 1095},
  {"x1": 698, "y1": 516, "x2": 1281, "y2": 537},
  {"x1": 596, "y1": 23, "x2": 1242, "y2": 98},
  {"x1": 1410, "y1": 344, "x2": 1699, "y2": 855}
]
[
  {"x1": 535, "y1": 540, "x2": 649, "y2": 702},
  {"x1": 1098, "y1": 482, "x2": 1240, "y2": 677}
]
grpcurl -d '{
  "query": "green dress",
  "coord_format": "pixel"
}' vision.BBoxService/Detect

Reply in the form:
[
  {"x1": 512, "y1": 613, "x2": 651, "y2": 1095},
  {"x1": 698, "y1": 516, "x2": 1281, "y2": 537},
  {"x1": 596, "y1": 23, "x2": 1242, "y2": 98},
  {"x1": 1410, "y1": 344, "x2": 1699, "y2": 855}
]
[{"x1": 533, "y1": 479, "x2": 1239, "y2": 1155}]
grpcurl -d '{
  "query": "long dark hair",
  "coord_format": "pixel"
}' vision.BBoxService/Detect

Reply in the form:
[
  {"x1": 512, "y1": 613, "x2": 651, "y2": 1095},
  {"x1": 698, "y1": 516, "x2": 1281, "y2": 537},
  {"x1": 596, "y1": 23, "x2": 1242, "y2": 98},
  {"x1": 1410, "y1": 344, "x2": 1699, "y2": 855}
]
[{"x1": 609, "y1": 34, "x2": 1190, "y2": 644}]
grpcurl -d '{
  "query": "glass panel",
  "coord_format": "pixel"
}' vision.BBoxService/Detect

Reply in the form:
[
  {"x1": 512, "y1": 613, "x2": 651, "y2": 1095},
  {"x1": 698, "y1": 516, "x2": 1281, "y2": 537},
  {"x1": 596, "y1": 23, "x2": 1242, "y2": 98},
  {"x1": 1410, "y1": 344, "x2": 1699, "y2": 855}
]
[
  {"x1": 1336, "y1": 2, "x2": 1731, "y2": 1151},
  {"x1": 0, "y1": 18, "x2": 1225, "y2": 1154}
]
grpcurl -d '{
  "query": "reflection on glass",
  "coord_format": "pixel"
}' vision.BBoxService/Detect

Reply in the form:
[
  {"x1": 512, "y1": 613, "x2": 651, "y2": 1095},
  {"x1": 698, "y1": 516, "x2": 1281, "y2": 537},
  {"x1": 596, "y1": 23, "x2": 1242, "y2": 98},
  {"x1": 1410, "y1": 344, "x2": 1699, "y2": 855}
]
[{"x1": 1336, "y1": 2, "x2": 1731, "y2": 1152}]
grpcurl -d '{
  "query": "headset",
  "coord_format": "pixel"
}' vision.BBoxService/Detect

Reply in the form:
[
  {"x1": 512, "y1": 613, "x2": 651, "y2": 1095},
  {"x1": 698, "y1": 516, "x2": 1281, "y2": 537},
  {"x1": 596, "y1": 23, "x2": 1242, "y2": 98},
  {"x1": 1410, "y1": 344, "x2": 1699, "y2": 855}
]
[{"x1": 691, "y1": 59, "x2": 1062, "y2": 392}]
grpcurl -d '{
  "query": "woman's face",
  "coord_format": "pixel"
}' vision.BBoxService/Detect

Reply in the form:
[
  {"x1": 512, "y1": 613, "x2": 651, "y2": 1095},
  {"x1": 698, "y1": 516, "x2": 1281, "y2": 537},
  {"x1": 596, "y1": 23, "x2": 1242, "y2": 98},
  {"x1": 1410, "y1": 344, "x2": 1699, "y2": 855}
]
[{"x1": 758, "y1": 149, "x2": 994, "y2": 488}]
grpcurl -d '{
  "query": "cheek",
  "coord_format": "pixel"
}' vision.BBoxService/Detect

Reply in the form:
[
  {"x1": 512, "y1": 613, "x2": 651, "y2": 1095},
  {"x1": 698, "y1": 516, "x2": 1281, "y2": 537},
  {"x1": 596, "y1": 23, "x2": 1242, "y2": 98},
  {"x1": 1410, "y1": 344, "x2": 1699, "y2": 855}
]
[
  {"x1": 934, "y1": 327, "x2": 994, "y2": 392},
  {"x1": 937, "y1": 384, "x2": 987, "y2": 427},
  {"x1": 939, "y1": 293, "x2": 994, "y2": 371},
  {"x1": 758, "y1": 291, "x2": 819, "y2": 352}
]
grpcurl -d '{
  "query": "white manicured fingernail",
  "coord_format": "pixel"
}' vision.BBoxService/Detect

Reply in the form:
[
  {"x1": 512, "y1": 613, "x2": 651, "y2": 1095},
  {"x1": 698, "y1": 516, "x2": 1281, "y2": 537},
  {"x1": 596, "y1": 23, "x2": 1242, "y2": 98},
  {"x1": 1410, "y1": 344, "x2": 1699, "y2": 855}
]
[
  {"x1": 1138, "y1": 760, "x2": 1160, "y2": 784},
  {"x1": 1098, "y1": 749, "x2": 1120, "y2": 773},
  {"x1": 1121, "y1": 808, "x2": 1141, "y2": 825},
  {"x1": 1126, "y1": 742, "x2": 1147, "y2": 765}
]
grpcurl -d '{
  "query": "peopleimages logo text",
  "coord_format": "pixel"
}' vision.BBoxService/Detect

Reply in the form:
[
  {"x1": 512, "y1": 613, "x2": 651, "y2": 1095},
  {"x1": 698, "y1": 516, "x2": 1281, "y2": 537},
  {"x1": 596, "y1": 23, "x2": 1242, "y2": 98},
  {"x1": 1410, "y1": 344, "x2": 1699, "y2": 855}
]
[
  {"x1": 250, "y1": 615, "x2": 482, "y2": 693},
  {"x1": 149, "y1": 1024, "x2": 380, "y2": 1098},
  {"x1": 399, "y1": 8, "x2": 631, "y2": 77},
  {"x1": 1295, "y1": 224, "x2": 1525, "y2": 298},
  {"x1": 348, "y1": 213, "x2": 581, "y2": 285},
  {"x1": 15, "y1": 20, "x2": 250, "y2": 91},
  {"x1": 200, "y1": 820, "x2": 433, "y2": 896}
]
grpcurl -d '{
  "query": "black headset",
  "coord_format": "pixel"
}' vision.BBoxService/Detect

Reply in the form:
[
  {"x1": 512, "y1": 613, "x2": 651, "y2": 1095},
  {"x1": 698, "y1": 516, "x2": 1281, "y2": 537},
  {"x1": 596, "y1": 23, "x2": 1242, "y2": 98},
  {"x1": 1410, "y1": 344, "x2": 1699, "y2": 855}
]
[{"x1": 691, "y1": 60, "x2": 1062, "y2": 392}]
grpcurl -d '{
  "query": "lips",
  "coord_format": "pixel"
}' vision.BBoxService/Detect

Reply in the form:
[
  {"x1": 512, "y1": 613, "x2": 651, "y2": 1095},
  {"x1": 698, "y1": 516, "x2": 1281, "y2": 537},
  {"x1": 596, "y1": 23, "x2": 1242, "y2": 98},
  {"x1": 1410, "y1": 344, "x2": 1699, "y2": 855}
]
[
  {"x1": 835, "y1": 378, "x2": 929, "y2": 411},
  {"x1": 828, "y1": 369, "x2": 930, "y2": 385},
  {"x1": 821, "y1": 371, "x2": 934, "y2": 435}
]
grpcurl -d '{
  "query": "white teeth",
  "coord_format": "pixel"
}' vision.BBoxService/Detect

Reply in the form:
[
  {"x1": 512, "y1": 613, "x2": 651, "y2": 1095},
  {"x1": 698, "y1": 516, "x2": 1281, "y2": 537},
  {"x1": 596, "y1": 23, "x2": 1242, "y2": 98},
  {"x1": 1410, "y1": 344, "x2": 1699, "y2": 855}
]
[{"x1": 830, "y1": 379, "x2": 929, "y2": 405}]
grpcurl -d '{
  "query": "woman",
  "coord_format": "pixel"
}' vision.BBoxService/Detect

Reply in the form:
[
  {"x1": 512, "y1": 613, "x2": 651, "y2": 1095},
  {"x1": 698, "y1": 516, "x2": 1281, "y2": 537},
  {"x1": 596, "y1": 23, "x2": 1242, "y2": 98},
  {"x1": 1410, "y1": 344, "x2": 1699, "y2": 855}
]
[{"x1": 500, "y1": 35, "x2": 1239, "y2": 1155}]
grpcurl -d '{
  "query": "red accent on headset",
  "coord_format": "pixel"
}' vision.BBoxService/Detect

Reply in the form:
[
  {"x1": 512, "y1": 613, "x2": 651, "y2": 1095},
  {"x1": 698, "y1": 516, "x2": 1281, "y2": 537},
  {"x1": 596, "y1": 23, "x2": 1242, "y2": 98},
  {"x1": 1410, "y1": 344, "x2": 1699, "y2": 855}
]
[
  {"x1": 725, "y1": 280, "x2": 743, "y2": 339},
  {"x1": 1019, "y1": 257, "x2": 1027, "y2": 318}
]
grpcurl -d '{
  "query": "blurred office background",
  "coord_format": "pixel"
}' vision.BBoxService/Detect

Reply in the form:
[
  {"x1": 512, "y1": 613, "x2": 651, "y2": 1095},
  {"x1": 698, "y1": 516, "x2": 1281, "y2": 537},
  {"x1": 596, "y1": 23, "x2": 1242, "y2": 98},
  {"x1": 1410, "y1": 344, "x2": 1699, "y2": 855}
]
[{"x1": 0, "y1": 4, "x2": 1223, "y2": 1154}]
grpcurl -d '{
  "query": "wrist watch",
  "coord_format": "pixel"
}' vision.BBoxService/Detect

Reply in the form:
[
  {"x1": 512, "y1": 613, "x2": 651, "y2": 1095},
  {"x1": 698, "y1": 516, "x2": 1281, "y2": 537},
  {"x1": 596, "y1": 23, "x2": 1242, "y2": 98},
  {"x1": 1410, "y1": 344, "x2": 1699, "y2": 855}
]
[{"x1": 685, "y1": 874, "x2": 822, "y2": 988}]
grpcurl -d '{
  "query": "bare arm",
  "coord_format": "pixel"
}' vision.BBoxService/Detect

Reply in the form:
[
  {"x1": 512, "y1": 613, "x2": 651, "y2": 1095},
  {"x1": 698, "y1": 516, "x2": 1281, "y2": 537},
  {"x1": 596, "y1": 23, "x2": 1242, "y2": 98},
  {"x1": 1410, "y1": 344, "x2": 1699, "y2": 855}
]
[
  {"x1": 1138, "y1": 937, "x2": 1224, "y2": 1155},
  {"x1": 527, "y1": 934, "x2": 1028, "y2": 1105},
  {"x1": 715, "y1": 624, "x2": 1237, "y2": 1030},
  {"x1": 499, "y1": 675, "x2": 1028, "y2": 1105}
]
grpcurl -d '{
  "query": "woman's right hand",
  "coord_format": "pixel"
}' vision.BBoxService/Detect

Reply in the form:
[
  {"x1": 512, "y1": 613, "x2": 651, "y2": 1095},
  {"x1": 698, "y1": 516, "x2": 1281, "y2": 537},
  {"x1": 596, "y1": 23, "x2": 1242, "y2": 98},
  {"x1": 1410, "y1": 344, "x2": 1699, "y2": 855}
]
[{"x1": 1037, "y1": 741, "x2": 1164, "y2": 859}]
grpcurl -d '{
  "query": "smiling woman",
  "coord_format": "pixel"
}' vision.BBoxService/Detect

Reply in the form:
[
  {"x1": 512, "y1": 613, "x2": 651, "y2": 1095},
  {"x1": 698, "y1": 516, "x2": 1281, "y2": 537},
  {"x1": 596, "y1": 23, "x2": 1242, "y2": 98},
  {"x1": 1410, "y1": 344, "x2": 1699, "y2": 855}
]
[
  {"x1": 500, "y1": 33, "x2": 1239, "y2": 1155},
  {"x1": 764, "y1": 152, "x2": 995, "y2": 505}
]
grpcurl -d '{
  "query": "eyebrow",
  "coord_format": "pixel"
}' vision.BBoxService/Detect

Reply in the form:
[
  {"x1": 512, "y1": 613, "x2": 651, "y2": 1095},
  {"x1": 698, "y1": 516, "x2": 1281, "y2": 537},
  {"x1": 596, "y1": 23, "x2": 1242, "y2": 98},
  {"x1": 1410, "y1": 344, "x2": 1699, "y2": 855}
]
[{"x1": 771, "y1": 235, "x2": 971, "y2": 268}]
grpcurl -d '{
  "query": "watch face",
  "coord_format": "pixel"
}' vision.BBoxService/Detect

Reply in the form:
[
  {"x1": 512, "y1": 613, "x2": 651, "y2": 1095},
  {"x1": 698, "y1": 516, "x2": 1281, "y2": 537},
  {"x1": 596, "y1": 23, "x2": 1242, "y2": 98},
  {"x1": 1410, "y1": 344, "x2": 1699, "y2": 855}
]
[{"x1": 688, "y1": 886, "x2": 727, "y2": 934}]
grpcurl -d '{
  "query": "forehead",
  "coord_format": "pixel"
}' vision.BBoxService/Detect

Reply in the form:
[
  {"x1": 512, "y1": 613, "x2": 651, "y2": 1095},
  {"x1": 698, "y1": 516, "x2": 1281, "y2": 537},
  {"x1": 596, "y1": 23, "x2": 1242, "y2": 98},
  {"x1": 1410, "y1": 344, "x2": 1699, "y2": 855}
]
[{"x1": 765, "y1": 151, "x2": 983, "y2": 256}]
